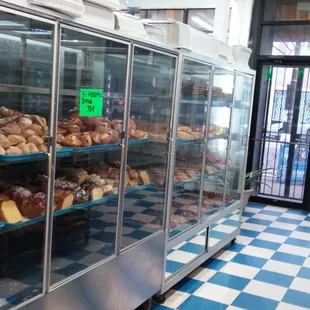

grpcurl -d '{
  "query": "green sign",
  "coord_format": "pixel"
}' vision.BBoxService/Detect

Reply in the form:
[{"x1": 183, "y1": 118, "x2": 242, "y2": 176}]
[
  {"x1": 265, "y1": 67, "x2": 273, "y2": 82},
  {"x1": 298, "y1": 70, "x2": 304, "y2": 79},
  {"x1": 79, "y1": 88, "x2": 103, "y2": 117}
]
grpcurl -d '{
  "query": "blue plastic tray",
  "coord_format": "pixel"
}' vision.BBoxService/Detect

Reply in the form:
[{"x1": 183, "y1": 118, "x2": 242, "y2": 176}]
[
  {"x1": 177, "y1": 139, "x2": 202, "y2": 145},
  {"x1": 0, "y1": 147, "x2": 73, "y2": 163}
]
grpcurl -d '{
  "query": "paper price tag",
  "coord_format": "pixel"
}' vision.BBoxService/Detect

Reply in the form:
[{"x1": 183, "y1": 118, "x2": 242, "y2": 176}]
[{"x1": 79, "y1": 88, "x2": 103, "y2": 117}]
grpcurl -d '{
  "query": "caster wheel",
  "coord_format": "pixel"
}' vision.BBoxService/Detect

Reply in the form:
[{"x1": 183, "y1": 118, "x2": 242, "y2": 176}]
[
  {"x1": 153, "y1": 294, "x2": 166, "y2": 304},
  {"x1": 231, "y1": 238, "x2": 236, "y2": 245}
]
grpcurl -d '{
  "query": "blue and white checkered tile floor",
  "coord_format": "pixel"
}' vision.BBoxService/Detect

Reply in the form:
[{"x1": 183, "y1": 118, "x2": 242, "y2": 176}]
[{"x1": 154, "y1": 203, "x2": 310, "y2": 310}]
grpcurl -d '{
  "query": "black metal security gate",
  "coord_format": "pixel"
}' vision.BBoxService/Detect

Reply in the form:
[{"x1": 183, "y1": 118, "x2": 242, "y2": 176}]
[{"x1": 251, "y1": 63, "x2": 310, "y2": 207}]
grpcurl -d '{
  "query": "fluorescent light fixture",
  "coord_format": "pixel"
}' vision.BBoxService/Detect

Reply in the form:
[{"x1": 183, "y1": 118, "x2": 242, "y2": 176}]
[
  {"x1": 0, "y1": 21, "x2": 26, "y2": 27},
  {"x1": 191, "y1": 16, "x2": 213, "y2": 32},
  {"x1": 15, "y1": 31, "x2": 52, "y2": 35}
]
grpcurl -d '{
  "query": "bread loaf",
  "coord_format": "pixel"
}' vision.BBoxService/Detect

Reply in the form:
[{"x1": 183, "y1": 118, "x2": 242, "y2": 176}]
[
  {"x1": 60, "y1": 168, "x2": 88, "y2": 185},
  {"x1": 28, "y1": 124, "x2": 43, "y2": 136},
  {"x1": 178, "y1": 126, "x2": 192, "y2": 133},
  {"x1": 80, "y1": 132, "x2": 92, "y2": 147},
  {"x1": 17, "y1": 117, "x2": 32, "y2": 130},
  {"x1": 0, "y1": 194, "x2": 23, "y2": 223},
  {"x1": 7, "y1": 135, "x2": 26, "y2": 146},
  {"x1": 2, "y1": 122, "x2": 21, "y2": 135},
  {"x1": 27, "y1": 143, "x2": 39, "y2": 153},
  {"x1": 16, "y1": 143, "x2": 31, "y2": 154},
  {"x1": 0, "y1": 147, "x2": 5, "y2": 155},
  {"x1": 54, "y1": 189, "x2": 74, "y2": 210},
  {"x1": 27, "y1": 135, "x2": 44, "y2": 146},
  {"x1": 6, "y1": 186, "x2": 32, "y2": 211},
  {"x1": 62, "y1": 134, "x2": 82, "y2": 147},
  {"x1": 6, "y1": 146, "x2": 23, "y2": 155},
  {"x1": 177, "y1": 131, "x2": 193, "y2": 140},
  {"x1": 81, "y1": 183, "x2": 103, "y2": 201},
  {"x1": 138, "y1": 170, "x2": 151, "y2": 185},
  {"x1": 22, "y1": 129, "x2": 36, "y2": 139}
]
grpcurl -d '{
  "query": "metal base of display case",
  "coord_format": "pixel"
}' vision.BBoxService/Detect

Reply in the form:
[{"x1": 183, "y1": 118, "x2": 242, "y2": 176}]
[
  {"x1": 161, "y1": 201, "x2": 242, "y2": 294},
  {"x1": 20, "y1": 231, "x2": 165, "y2": 310}
]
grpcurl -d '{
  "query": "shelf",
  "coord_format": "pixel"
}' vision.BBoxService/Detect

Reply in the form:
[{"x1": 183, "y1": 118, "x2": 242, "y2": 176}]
[
  {"x1": 180, "y1": 98, "x2": 232, "y2": 107},
  {"x1": 0, "y1": 139, "x2": 150, "y2": 164},
  {"x1": 207, "y1": 135, "x2": 228, "y2": 141},
  {"x1": 176, "y1": 139, "x2": 202, "y2": 145},
  {"x1": 0, "y1": 148, "x2": 73, "y2": 164}
]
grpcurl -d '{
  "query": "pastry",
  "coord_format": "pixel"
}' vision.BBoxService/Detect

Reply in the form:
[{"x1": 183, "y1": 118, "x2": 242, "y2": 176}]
[
  {"x1": 28, "y1": 124, "x2": 43, "y2": 136},
  {"x1": 129, "y1": 129, "x2": 148, "y2": 139},
  {"x1": 57, "y1": 126, "x2": 67, "y2": 135},
  {"x1": 17, "y1": 117, "x2": 32, "y2": 130},
  {"x1": 0, "y1": 115, "x2": 20, "y2": 127},
  {"x1": 81, "y1": 183, "x2": 103, "y2": 201},
  {"x1": 129, "y1": 169, "x2": 138, "y2": 180},
  {"x1": 56, "y1": 134, "x2": 64, "y2": 144},
  {"x1": 22, "y1": 129, "x2": 36, "y2": 139},
  {"x1": 0, "y1": 106, "x2": 20, "y2": 117},
  {"x1": 54, "y1": 189, "x2": 74, "y2": 210},
  {"x1": 98, "y1": 133, "x2": 112, "y2": 144},
  {"x1": 191, "y1": 131, "x2": 203, "y2": 139},
  {"x1": 28, "y1": 115, "x2": 47, "y2": 129},
  {"x1": 83, "y1": 117, "x2": 102, "y2": 128},
  {"x1": 56, "y1": 143, "x2": 62, "y2": 150},
  {"x1": 112, "y1": 120, "x2": 123, "y2": 131},
  {"x1": 0, "y1": 195, "x2": 23, "y2": 223},
  {"x1": 38, "y1": 144, "x2": 48, "y2": 152},
  {"x1": 6, "y1": 146, "x2": 23, "y2": 155},
  {"x1": 7, "y1": 135, "x2": 26, "y2": 146},
  {"x1": 0, "y1": 146, "x2": 5, "y2": 155},
  {"x1": 96, "y1": 121, "x2": 111, "y2": 134},
  {"x1": 67, "y1": 124, "x2": 80, "y2": 134},
  {"x1": 27, "y1": 143, "x2": 39, "y2": 153},
  {"x1": 177, "y1": 131, "x2": 193, "y2": 140},
  {"x1": 80, "y1": 132, "x2": 92, "y2": 147},
  {"x1": 62, "y1": 134, "x2": 82, "y2": 147},
  {"x1": 0, "y1": 134, "x2": 10, "y2": 149},
  {"x1": 16, "y1": 143, "x2": 31, "y2": 154},
  {"x1": 67, "y1": 118, "x2": 85, "y2": 130},
  {"x1": 178, "y1": 126, "x2": 192, "y2": 133},
  {"x1": 22, "y1": 192, "x2": 55, "y2": 219},
  {"x1": 27, "y1": 135, "x2": 44, "y2": 146},
  {"x1": 2, "y1": 121, "x2": 21, "y2": 135},
  {"x1": 129, "y1": 119, "x2": 136, "y2": 130},
  {"x1": 102, "y1": 184, "x2": 113, "y2": 194},
  {"x1": 85, "y1": 174, "x2": 106, "y2": 187},
  {"x1": 138, "y1": 170, "x2": 151, "y2": 185},
  {"x1": 61, "y1": 168, "x2": 88, "y2": 185},
  {"x1": 90, "y1": 131, "x2": 100, "y2": 144},
  {"x1": 6, "y1": 186, "x2": 32, "y2": 211}
]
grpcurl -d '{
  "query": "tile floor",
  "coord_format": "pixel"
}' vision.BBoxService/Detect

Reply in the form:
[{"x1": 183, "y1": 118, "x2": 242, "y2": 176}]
[{"x1": 154, "y1": 203, "x2": 310, "y2": 310}]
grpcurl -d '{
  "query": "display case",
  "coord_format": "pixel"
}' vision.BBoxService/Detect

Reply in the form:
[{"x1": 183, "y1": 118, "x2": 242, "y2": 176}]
[{"x1": 0, "y1": 2, "x2": 254, "y2": 309}]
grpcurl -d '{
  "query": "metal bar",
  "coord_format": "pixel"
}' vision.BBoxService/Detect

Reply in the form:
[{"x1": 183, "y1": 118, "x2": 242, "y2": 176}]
[
  {"x1": 160, "y1": 53, "x2": 181, "y2": 291},
  {"x1": 284, "y1": 67, "x2": 304, "y2": 197},
  {"x1": 252, "y1": 139, "x2": 310, "y2": 146},
  {"x1": 222, "y1": 71, "x2": 237, "y2": 210},
  {"x1": 115, "y1": 42, "x2": 133, "y2": 255},
  {"x1": 198, "y1": 65, "x2": 215, "y2": 222},
  {"x1": 42, "y1": 22, "x2": 61, "y2": 295}
]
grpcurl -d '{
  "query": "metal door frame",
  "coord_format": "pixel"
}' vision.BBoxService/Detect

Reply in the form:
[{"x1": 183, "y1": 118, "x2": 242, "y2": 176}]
[{"x1": 249, "y1": 59, "x2": 310, "y2": 210}]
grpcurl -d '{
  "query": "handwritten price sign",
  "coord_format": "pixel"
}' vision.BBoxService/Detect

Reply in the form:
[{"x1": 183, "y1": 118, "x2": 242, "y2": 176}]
[{"x1": 79, "y1": 88, "x2": 103, "y2": 117}]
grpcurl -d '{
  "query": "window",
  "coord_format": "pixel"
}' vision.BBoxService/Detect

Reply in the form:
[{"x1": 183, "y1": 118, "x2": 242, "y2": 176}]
[{"x1": 187, "y1": 9, "x2": 215, "y2": 33}]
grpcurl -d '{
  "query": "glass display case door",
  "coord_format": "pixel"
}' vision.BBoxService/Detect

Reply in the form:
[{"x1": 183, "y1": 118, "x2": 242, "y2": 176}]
[
  {"x1": 121, "y1": 46, "x2": 177, "y2": 249},
  {"x1": 169, "y1": 58, "x2": 212, "y2": 238},
  {"x1": 0, "y1": 9, "x2": 56, "y2": 308},
  {"x1": 224, "y1": 73, "x2": 254, "y2": 206},
  {"x1": 51, "y1": 26, "x2": 130, "y2": 287},
  {"x1": 202, "y1": 67, "x2": 235, "y2": 219}
]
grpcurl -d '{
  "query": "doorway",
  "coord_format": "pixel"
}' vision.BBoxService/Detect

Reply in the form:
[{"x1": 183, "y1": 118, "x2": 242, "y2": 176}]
[{"x1": 252, "y1": 63, "x2": 310, "y2": 207}]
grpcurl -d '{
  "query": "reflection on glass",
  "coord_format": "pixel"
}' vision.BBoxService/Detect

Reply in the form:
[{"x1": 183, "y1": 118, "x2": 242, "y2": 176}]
[
  {"x1": 0, "y1": 13, "x2": 54, "y2": 308},
  {"x1": 264, "y1": 0, "x2": 310, "y2": 21},
  {"x1": 187, "y1": 9, "x2": 215, "y2": 33},
  {"x1": 147, "y1": 9, "x2": 184, "y2": 22},
  {"x1": 51, "y1": 28, "x2": 129, "y2": 285},
  {"x1": 225, "y1": 74, "x2": 253, "y2": 206},
  {"x1": 203, "y1": 68, "x2": 234, "y2": 218},
  {"x1": 121, "y1": 47, "x2": 176, "y2": 249},
  {"x1": 170, "y1": 59, "x2": 211, "y2": 237}
]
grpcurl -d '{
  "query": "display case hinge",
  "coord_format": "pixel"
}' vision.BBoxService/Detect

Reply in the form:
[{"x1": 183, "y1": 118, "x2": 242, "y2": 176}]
[{"x1": 45, "y1": 136, "x2": 53, "y2": 148}]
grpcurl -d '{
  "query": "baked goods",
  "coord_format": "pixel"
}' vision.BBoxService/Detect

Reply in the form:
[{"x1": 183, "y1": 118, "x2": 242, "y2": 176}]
[
  {"x1": 16, "y1": 143, "x2": 31, "y2": 154},
  {"x1": 138, "y1": 170, "x2": 151, "y2": 185},
  {"x1": 22, "y1": 129, "x2": 36, "y2": 139},
  {"x1": 178, "y1": 126, "x2": 192, "y2": 134},
  {"x1": 2, "y1": 122, "x2": 21, "y2": 135},
  {"x1": 62, "y1": 134, "x2": 82, "y2": 147},
  {"x1": 81, "y1": 183, "x2": 103, "y2": 201},
  {"x1": 177, "y1": 131, "x2": 193, "y2": 140},
  {"x1": 28, "y1": 124, "x2": 43, "y2": 136},
  {"x1": 17, "y1": 117, "x2": 32, "y2": 130},
  {"x1": 6, "y1": 186, "x2": 32, "y2": 211},
  {"x1": 27, "y1": 135, "x2": 44, "y2": 146},
  {"x1": 22, "y1": 192, "x2": 55, "y2": 219},
  {"x1": 96, "y1": 121, "x2": 111, "y2": 134},
  {"x1": 54, "y1": 189, "x2": 74, "y2": 210},
  {"x1": 54, "y1": 179, "x2": 89, "y2": 204},
  {"x1": 68, "y1": 107, "x2": 79, "y2": 119},
  {"x1": 80, "y1": 132, "x2": 92, "y2": 147},
  {"x1": 0, "y1": 106, "x2": 20, "y2": 117},
  {"x1": 0, "y1": 134, "x2": 10, "y2": 149},
  {"x1": 0, "y1": 147, "x2": 5, "y2": 155},
  {"x1": 38, "y1": 144, "x2": 48, "y2": 152},
  {"x1": 6, "y1": 146, "x2": 23, "y2": 155},
  {"x1": 60, "y1": 168, "x2": 88, "y2": 185},
  {"x1": 0, "y1": 194, "x2": 23, "y2": 223},
  {"x1": 56, "y1": 134, "x2": 64, "y2": 144},
  {"x1": 7, "y1": 135, "x2": 26, "y2": 146}
]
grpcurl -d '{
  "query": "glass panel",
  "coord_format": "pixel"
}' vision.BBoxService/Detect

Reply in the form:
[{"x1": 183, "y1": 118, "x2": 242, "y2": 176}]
[
  {"x1": 121, "y1": 47, "x2": 176, "y2": 249},
  {"x1": 170, "y1": 59, "x2": 211, "y2": 238},
  {"x1": 187, "y1": 9, "x2": 215, "y2": 34},
  {"x1": 225, "y1": 74, "x2": 254, "y2": 207},
  {"x1": 202, "y1": 68, "x2": 234, "y2": 218},
  {"x1": 147, "y1": 10, "x2": 184, "y2": 22},
  {"x1": 208, "y1": 208, "x2": 241, "y2": 250},
  {"x1": 51, "y1": 28, "x2": 128, "y2": 286},
  {"x1": 260, "y1": 25, "x2": 310, "y2": 56},
  {"x1": 264, "y1": 0, "x2": 310, "y2": 21},
  {"x1": 0, "y1": 12, "x2": 54, "y2": 308}
]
